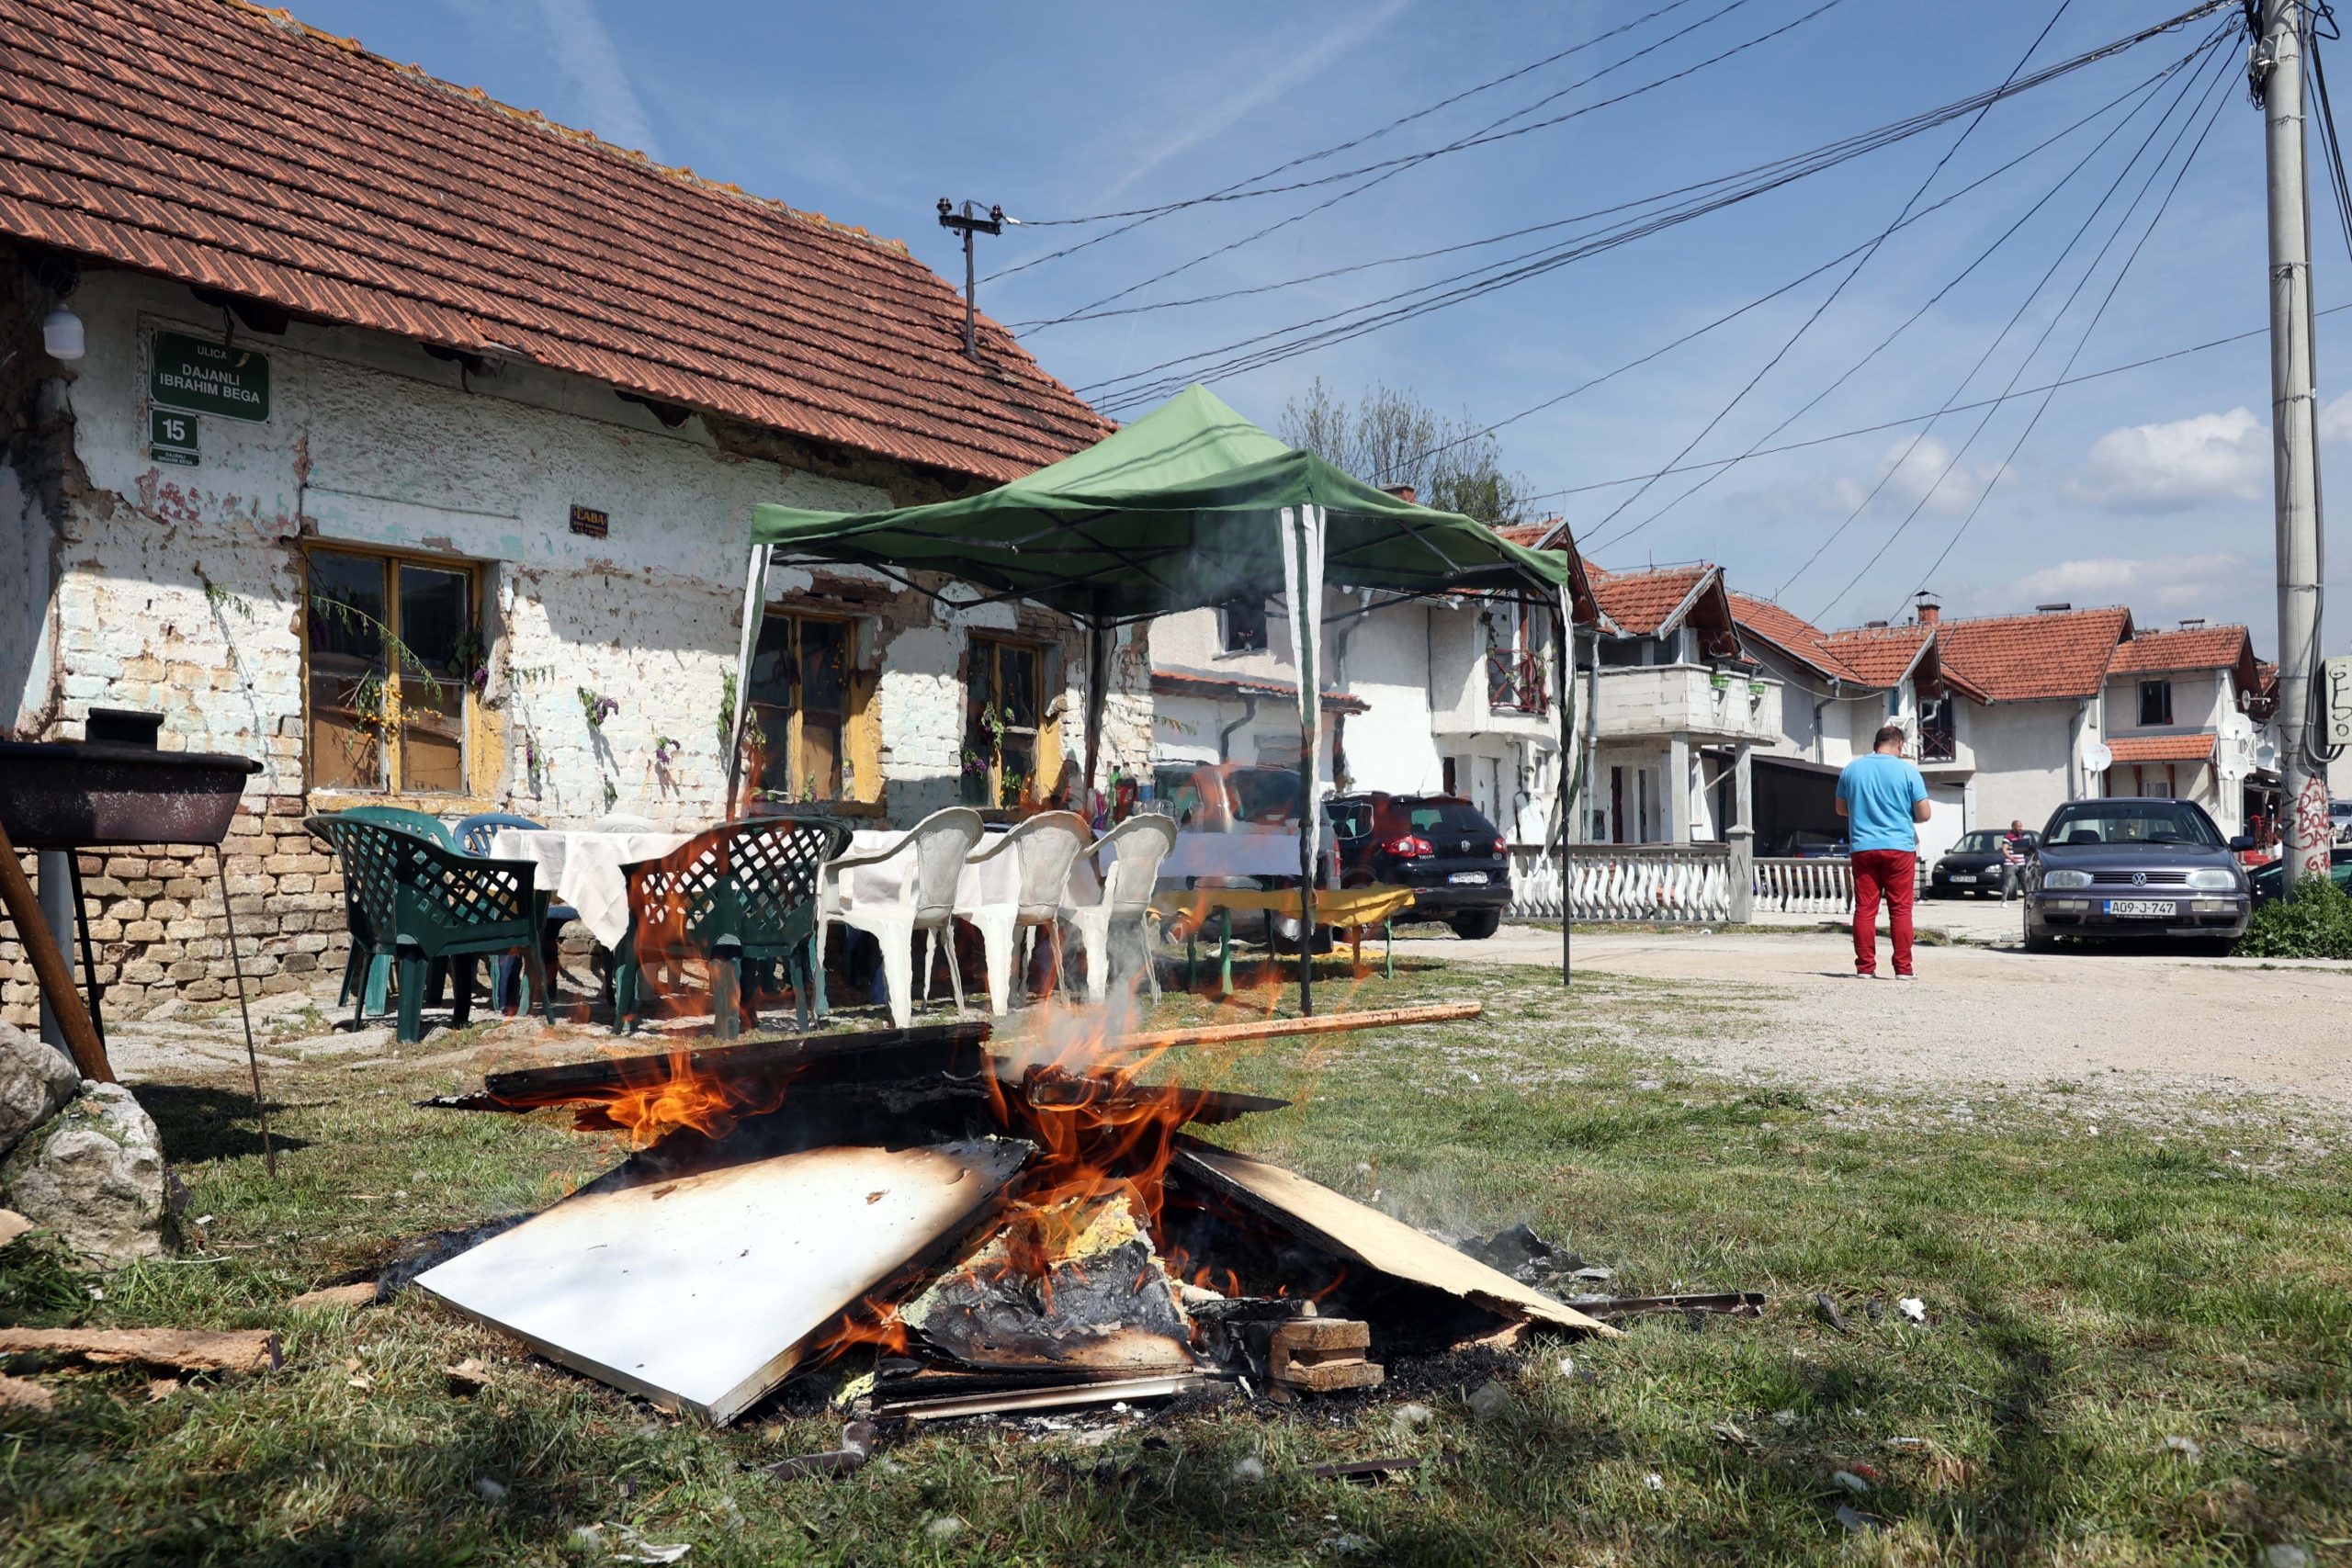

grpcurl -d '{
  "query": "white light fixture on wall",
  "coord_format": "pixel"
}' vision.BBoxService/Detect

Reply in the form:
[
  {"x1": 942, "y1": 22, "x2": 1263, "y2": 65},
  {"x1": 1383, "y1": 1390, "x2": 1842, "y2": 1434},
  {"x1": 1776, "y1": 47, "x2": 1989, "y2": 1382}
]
[{"x1": 40, "y1": 306, "x2": 85, "y2": 361}]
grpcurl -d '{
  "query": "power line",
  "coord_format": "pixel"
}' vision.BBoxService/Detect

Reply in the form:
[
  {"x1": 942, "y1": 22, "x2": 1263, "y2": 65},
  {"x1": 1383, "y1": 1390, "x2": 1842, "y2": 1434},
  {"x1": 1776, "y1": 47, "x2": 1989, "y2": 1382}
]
[
  {"x1": 1814, "y1": 47, "x2": 2235, "y2": 623},
  {"x1": 1881, "y1": 64, "x2": 2237, "y2": 621},
  {"x1": 1091, "y1": 24, "x2": 2219, "y2": 417},
  {"x1": 1514, "y1": 305, "x2": 2346, "y2": 504},
  {"x1": 1022, "y1": 0, "x2": 1813, "y2": 331},
  {"x1": 1579, "y1": 0, "x2": 2079, "y2": 553},
  {"x1": 1762, "y1": 24, "x2": 2234, "y2": 595},
  {"x1": 983, "y1": 0, "x2": 1711, "y2": 281}
]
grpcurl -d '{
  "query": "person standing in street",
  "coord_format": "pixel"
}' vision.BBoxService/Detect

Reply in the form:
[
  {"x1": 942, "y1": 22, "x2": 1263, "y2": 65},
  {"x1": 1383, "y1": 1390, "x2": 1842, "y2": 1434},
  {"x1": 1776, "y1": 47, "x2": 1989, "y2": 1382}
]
[
  {"x1": 1998, "y1": 818, "x2": 2032, "y2": 904},
  {"x1": 1837, "y1": 724, "x2": 1931, "y2": 977}
]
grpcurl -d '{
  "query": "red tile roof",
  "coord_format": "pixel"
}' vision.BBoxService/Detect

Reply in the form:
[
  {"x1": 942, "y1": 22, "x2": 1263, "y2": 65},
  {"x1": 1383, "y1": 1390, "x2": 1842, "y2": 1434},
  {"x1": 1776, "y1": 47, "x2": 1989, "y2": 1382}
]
[
  {"x1": 1727, "y1": 592, "x2": 1873, "y2": 684},
  {"x1": 1586, "y1": 563, "x2": 1713, "y2": 636},
  {"x1": 2106, "y1": 732, "x2": 2217, "y2": 763},
  {"x1": 1821, "y1": 623, "x2": 1933, "y2": 689},
  {"x1": 2108, "y1": 626, "x2": 2254, "y2": 676},
  {"x1": 1828, "y1": 607, "x2": 2132, "y2": 703},
  {"x1": 0, "y1": 0, "x2": 1108, "y2": 482}
]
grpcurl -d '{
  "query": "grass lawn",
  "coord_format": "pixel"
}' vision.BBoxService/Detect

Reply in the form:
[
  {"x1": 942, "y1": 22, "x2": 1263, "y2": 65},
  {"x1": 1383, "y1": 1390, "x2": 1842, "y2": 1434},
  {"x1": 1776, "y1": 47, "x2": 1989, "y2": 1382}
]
[{"x1": 3, "y1": 957, "x2": 2346, "y2": 1565}]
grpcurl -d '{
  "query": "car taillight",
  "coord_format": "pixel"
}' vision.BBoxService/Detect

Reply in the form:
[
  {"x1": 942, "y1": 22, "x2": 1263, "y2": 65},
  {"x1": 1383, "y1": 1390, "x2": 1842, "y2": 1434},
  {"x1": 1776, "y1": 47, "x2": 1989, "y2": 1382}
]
[
  {"x1": 1492, "y1": 837, "x2": 1508, "y2": 856},
  {"x1": 1385, "y1": 834, "x2": 1433, "y2": 858}
]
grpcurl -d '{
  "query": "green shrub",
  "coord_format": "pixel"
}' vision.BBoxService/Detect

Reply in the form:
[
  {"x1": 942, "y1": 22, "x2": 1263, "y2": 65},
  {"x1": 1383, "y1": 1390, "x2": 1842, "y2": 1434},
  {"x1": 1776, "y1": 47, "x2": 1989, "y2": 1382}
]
[{"x1": 2233, "y1": 872, "x2": 2352, "y2": 958}]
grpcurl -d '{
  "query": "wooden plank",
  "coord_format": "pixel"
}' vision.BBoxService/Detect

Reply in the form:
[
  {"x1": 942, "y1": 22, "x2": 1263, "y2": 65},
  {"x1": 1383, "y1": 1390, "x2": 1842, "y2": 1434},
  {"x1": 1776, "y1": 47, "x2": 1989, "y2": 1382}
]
[
  {"x1": 413, "y1": 1139, "x2": 1027, "y2": 1425},
  {"x1": 1102, "y1": 1003, "x2": 1480, "y2": 1056},
  {"x1": 0, "y1": 1326, "x2": 282, "y2": 1373},
  {"x1": 478, "y1": 1021, "x2": 993, "y2": 1105},
  {"x1": 1174, "y1": 1142, "x2": 1617, "y2": 1337},
  {"x1": 875, "y1": 1371, "x2": 1215, "y2": 1421}
]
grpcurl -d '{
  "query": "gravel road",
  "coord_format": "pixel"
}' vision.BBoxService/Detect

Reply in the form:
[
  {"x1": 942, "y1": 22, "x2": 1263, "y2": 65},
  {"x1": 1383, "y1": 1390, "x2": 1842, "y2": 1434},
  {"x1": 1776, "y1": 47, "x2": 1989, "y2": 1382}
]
[{"x1": 1393, "y1": 924, "x2": 2352, "y2": 1110}]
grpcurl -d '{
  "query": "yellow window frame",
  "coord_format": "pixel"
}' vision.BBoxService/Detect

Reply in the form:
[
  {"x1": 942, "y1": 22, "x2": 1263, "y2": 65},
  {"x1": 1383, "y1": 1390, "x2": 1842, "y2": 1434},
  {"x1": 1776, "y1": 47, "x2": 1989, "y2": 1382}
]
[{"x1": 301, "y1": 547, "x2": 481, "y2": 797}]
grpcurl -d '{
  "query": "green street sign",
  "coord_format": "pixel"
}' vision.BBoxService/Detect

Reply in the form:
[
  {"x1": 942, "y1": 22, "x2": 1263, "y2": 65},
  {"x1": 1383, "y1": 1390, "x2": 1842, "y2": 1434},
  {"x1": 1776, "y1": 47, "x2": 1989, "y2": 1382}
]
[
  {"x1": 149, "y1": 407, "x2": 198, "y2": 467},
  {"x1": 151, "y1": 331, "x2": 269, "y2": 423}
]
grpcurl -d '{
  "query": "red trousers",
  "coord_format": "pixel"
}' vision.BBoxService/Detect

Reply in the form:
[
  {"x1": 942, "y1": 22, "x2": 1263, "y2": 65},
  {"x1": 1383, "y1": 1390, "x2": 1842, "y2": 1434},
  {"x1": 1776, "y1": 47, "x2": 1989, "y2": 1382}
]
[{"x1": 1850, "y1": 849, "x2": 1917, "y2": 976}]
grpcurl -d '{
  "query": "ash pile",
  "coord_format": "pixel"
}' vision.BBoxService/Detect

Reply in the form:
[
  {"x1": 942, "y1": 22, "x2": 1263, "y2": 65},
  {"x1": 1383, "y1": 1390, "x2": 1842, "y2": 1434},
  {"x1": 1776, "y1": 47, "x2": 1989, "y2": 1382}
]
[{"x1": 413, "y1": 1015, "x2": 1612, "y2": 1427}]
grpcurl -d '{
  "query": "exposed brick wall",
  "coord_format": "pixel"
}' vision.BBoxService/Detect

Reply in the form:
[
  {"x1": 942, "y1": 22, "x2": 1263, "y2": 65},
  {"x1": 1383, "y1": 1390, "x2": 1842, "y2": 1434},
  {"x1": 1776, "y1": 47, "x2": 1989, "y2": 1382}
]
[{"x1": 1, "y1": 797, "x2": 343, "y2": 1028}]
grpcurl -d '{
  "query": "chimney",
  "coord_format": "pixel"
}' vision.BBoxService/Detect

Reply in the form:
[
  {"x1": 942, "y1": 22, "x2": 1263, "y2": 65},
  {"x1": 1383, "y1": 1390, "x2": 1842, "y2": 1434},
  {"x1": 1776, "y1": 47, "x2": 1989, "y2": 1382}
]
[
  {"x1": 2034, "y1": 602, "x2": 2071, "y2": 614},
  {"x1": 1381, "y1": 483, "x2": 1416, "y2": 505},
  {"x1": 2177, "y1": 616, "x2": 2206, "y2": 629},
  {"x1": 1864, "y1": 619, "x2": 1889, "y2": 629},
  {"x1": 1917, "y1": 603, "x2": 1940, "y2": 626}
]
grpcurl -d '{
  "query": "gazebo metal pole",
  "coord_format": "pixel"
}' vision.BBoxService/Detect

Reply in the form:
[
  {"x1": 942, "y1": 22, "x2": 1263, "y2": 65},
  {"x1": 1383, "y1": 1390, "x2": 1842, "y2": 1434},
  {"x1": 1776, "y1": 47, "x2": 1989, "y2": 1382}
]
[
  {"x1": 1555, "y1": 587, "x2": 1576, "y2": 987},
  {"x1": 723, "y1": 544, "x2": 772, "y2": 818},
  {"x1": 1082, "y1": 615, "x2": 1109, "y2": 821},
  {"x1": 1289, "y1": 505, "x2": 1324, "y2": 1018}
]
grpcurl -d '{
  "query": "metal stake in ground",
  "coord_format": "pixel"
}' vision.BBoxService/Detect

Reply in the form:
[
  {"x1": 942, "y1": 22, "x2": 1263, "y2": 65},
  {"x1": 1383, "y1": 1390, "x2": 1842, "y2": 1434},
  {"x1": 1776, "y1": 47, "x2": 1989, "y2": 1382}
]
[{"x1": 214, "y1": 846, "x2": 275, "y2": 1177}]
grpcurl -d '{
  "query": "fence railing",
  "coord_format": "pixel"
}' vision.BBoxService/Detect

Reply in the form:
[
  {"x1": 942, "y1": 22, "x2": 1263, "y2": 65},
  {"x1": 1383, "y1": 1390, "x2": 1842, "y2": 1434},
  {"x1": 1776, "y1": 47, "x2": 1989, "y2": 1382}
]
[
  {"x1": 1509, "y1": 843, "x2": 1735, "y2": 923},
  {"x1": 1485, "y1": 648, "x2": 1550, "y2": 716},
  {"x1": 1752, "y1": 855, "x2": 1855, "y2": 916}
]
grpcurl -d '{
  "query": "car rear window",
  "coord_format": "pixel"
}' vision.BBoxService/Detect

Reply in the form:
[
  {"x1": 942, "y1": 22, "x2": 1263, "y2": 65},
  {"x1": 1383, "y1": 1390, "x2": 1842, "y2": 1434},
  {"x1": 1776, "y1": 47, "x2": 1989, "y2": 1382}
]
[{"x1": 1404, "y1": 800, "x2": 1498, "y2": 836}]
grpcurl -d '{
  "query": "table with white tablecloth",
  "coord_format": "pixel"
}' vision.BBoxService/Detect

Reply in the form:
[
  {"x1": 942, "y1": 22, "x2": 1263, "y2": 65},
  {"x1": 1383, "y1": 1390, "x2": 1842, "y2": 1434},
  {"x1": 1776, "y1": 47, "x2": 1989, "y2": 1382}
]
[{"x1": 488, "y1": 828, "x2": 691, "y2": 949}]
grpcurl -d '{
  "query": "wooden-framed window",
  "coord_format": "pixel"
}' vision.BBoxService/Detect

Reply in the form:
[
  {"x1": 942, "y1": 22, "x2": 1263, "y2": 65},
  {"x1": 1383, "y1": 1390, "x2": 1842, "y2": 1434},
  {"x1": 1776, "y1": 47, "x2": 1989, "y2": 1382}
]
[
  {"x1": 1218, "y1": 598, "x2": 1268, "y2": 653},
  {"x1": 962, "y1": 637, "x2": 1044, "y2": 808},
  {"x1": 304, "y1": 547, "x2": 478, "y2": 794},
  {"x1": 746, "y1": 611, "x2": 853, "y2": 802}
]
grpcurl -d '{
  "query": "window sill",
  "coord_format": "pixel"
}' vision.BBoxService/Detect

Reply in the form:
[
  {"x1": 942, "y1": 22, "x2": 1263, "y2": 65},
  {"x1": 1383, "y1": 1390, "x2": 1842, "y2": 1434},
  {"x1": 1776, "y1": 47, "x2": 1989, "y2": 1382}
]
[{"x1": 309, "y1": 788, "x2": 500, "y2": 818}]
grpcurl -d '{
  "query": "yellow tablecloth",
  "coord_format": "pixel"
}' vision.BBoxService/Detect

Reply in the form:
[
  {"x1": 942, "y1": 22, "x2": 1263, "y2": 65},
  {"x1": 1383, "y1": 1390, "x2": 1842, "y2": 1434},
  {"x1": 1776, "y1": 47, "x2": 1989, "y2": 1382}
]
[{"x1": 1152, "y1": 885, "x2": 1418, "y2": 927}]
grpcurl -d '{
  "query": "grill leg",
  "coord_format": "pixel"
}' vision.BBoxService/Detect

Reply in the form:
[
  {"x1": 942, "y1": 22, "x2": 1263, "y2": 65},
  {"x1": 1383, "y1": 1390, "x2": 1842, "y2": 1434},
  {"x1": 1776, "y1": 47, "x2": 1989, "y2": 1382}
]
[
  {"x1": 214, "y1": 849, "x2": 274, "y2": 1177},
  {"x1": 67, "y1": 857, "x2": 104, "y2": 1049}
]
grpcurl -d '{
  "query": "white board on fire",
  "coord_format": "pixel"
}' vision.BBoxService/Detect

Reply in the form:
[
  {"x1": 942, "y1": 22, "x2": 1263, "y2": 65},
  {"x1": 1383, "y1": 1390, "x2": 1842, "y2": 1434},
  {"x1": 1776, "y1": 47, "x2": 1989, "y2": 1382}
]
[{"x1": 413, "y1": 1139, "x2": 1029, "y2": 1424}]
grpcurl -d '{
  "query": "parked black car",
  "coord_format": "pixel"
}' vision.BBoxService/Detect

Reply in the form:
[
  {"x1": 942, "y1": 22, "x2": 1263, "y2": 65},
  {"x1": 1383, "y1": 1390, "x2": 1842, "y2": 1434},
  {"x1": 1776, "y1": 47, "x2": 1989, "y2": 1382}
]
[
  {"x1": 1929, "y1": 829, "x2": 2038, "y2": 897},
  {"x1": 1327, "y1": 793, "x2": 1511, "y2": 939},
  {"x1": 2248, "y1": 846, "x2": 2352, "y2": 905},
  {"x1": 2023, "y1": 797, "x2": 2253, "y2": 950}
]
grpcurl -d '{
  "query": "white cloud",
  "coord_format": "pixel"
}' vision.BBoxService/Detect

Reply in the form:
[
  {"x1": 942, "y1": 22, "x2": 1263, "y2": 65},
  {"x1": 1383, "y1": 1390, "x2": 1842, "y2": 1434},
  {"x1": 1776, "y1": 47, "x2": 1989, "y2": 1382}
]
[
  {"x1": 531, "y1": 0, "x2": 660, "y2": 160},
  {"x1": 2321, "y1": 389, "x2": 2352, "y2": 445},
  {"x1": 2008, "y1": 552, "x2": 2251, "y2": 615},
  {"x1": 2066, "y1": 407, "x2": 2267, "y2": 512},
  {"x1": 1827, "y1": 434, "x2": 2000, "y2": 519},
  {"x1": 1089, "y1": 0, "x2": 1416, "y2": 206}
]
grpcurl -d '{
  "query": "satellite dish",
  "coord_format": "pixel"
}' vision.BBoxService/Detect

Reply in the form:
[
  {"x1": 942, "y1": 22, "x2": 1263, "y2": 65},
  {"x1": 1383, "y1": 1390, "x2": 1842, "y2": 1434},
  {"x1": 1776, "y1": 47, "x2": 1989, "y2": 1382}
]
[
  {"x1": 2081, "y1": 740, "x2": 2113, "y2": 773},
  {"x1": 2256, "y1": 739, "x2": 2280, "y2": 770}
]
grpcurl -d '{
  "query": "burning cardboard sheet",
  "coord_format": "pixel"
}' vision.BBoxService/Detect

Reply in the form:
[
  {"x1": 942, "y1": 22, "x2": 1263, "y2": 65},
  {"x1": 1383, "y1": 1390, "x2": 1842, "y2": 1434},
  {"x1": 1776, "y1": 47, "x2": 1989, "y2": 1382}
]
[
  {"x1": 1174, "y1": 1142, "x2": 1618, "y2": 1337},
  {"x1": 415, "y1": 1139, "x2": 1028, "y2": 1423}
]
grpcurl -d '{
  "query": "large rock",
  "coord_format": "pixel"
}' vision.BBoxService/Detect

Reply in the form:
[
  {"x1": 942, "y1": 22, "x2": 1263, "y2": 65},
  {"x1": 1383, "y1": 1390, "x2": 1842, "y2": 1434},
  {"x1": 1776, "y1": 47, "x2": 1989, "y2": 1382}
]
[
  {"x1": 0, "y1": 1021, "x2": 81, "y2": 1159},
  {"x1": 0, "y1": 1082, "x2": 169, "y2": 1267}
]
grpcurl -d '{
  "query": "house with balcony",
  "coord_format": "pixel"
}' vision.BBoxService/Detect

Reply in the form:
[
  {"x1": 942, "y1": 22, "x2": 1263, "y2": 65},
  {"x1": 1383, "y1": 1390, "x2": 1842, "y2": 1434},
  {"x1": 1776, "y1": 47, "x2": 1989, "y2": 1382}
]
[
  {"x1": 1143, "y1": 513, "x2": 1599, "y2": 844},
  {"x1": 2098, "y1": 623, "x2": 2272, "y2": 833},
  {"x1": 1577, "y1": 562, "x2": 1781, "y2": 845}
]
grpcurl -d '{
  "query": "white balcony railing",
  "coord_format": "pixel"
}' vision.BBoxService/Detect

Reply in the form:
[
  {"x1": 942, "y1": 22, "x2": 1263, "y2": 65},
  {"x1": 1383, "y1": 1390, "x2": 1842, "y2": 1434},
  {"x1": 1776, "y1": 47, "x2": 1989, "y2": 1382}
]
[
  {"x1": 1752, "y1": 856, "x2": 1855, "y2": 916},
  {"x1": 1509, "y1": 844, "x2": 1735, "y2": 923}
]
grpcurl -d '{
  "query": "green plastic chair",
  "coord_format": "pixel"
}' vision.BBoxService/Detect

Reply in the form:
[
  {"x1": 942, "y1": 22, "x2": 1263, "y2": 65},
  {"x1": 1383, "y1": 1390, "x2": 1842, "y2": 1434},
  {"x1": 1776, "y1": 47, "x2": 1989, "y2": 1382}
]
[
  {"x1": 322, "y1": 807, "x2": 458, "y2": 1018},
  {"x1": 612, "y1": 816, "x2": 850, "y2": 1038},
  {"x1": 306, "y1": 814, "x2": 556, "y2": 1043}
]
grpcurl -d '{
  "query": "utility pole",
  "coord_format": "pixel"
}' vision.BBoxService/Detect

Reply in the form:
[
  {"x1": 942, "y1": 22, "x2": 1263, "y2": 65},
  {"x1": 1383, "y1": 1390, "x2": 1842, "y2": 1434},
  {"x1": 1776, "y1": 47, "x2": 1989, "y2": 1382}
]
[
  {"x1": 2256, "y1": 0, "x2": 2332, "y2": 889},
  {"x1": 936, "y1": 199, "x2": 1004, "y2": 360}
]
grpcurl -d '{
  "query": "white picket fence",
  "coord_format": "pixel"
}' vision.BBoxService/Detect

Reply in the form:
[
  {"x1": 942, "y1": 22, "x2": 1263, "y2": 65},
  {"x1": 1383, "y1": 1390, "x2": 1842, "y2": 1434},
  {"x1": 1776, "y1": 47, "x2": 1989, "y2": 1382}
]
[
  {"x1": 1751, "y1": 855, "x2": 1856, "y2": 916},
  {"x1": 1509, "y1": 844, "x2": 1736, "y2": 924}
]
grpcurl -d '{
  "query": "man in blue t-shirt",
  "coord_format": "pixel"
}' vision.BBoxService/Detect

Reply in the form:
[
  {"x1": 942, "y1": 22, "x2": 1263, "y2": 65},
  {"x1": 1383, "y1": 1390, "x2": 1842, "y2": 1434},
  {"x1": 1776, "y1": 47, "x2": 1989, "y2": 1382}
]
[{"x1": 1836, "y1": 724, "x2": 1930, "y2": 977}]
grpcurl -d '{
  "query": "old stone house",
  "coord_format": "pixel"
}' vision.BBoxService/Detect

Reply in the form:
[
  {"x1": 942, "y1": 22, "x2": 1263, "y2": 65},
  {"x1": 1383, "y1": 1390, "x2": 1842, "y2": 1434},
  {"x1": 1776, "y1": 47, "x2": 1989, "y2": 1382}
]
[{"x1": 0, "y1": 0, "x2": 1131, "y2": 1024}]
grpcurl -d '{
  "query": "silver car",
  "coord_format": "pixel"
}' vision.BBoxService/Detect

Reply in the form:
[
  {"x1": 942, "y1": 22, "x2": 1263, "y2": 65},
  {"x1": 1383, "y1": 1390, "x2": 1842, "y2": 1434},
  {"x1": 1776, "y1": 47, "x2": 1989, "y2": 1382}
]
[{"x1": 2023, "y1": 796, "x2": 2253, "y2": 952}]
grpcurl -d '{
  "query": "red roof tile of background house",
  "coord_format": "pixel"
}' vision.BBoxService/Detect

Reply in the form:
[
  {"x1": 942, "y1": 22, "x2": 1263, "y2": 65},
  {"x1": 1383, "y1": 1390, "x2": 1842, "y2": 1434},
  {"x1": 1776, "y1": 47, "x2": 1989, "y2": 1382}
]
[
  {"x1": 1829, "y1": 607, "x2": 2131, "y2": 703},
  {"x1": 0, "y1": 0, "x2": 1109, "y2": 482},
  {"x1": 1585, "y1": 563, "x2": 1713, "y2": 636},
  {"x1": 1727, "y1": 592, "x2": 1873, "y2": 684},
  {"x1": 2107, "y1": 625, "x2": 2254, "y2": 676},
  {"x1": 2106, "y1": 732, "x2": 2217, "y2": 763},
  {"x1": 1821, "y1": 623, "x2": 1933, "y2": 688}
]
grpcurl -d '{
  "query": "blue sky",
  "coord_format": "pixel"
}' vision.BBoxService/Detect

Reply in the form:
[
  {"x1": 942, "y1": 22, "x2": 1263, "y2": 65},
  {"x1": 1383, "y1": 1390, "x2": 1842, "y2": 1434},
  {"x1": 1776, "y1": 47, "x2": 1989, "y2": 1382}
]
[{"x1": 300, "y1": 0, "x2": 2338, "y2": 649}]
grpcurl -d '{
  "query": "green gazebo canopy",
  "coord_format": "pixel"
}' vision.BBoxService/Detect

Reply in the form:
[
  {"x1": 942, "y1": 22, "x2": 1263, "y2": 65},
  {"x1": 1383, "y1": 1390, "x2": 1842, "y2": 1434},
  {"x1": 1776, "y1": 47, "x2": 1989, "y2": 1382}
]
[{"x1": 749, "y1": 384, "x2": 1567, "y2": 625}]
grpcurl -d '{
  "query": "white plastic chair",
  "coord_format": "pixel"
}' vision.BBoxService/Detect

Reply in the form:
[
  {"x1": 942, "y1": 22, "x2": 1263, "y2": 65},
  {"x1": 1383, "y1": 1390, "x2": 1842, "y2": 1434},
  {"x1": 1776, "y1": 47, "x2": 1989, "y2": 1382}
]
[
  {"x1": 1060, "y1": 814, "x2": 1177, "y2": 1004},
  {"x1": 960, "y1": 811, "x2": 1089, "y2": 1016},
  {"x1": 819, "y1": 807, "x2": 984, "y2": 1029}
]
